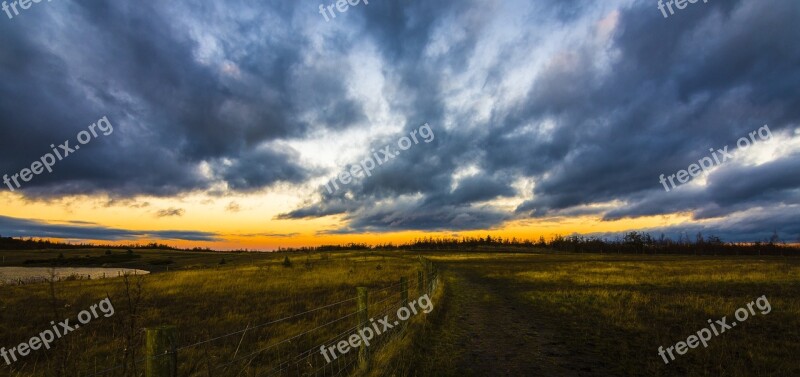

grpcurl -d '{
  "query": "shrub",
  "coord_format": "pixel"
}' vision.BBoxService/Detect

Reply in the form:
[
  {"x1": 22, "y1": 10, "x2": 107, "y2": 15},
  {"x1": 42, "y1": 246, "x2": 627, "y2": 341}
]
[{"x1": 282, "y1": 256, "x2": 292, "y2": 268}]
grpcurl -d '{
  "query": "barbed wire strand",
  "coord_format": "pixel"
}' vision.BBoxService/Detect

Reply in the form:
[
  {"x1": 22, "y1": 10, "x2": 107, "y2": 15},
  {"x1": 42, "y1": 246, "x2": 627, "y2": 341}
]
[
  {"x1": 176, "y1": 295, "x2": 359, "y2": 351},
  {"x1": 252, "y1": 295, "x2": 406, "y2": 377},
  {"x1": 215, "y1": 309, "x2": 360, "y2": 372},
  {"x1": 261, "y1": 321, "x2": 361, "y2": 377},
  {"x1": 292, "y1": 299, "x2": 405, "y2": 376}
]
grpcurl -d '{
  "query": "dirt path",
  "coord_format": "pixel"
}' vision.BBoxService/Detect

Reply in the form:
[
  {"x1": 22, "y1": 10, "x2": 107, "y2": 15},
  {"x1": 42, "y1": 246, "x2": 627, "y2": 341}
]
[{"x1": 416, "y1": 264, "x2": 607, "y2": 376}]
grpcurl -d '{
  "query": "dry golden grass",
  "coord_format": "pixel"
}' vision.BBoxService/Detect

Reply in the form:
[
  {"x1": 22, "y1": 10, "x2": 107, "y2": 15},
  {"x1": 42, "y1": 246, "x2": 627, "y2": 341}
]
[{"x1": 0, "y1": 250, "x2": 435, "y2": 377}]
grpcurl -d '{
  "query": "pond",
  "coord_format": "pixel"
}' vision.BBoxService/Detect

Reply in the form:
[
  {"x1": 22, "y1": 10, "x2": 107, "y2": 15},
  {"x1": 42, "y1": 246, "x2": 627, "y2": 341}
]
[{"x1": 0, "y1": 267, "x2": 150, "y2": 285}]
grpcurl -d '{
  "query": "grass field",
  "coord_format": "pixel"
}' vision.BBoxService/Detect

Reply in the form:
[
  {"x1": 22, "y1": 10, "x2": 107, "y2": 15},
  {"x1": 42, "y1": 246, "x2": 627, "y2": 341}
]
[
  {"x1": 1, "y1": 249, "x2": 798, "y2": 376},
  {"x1": 0, "y1": 249, "x2": 437, "y2": 377},
  {"x1": 412, "y1": 253, "x2": 800, "y2": 377}
]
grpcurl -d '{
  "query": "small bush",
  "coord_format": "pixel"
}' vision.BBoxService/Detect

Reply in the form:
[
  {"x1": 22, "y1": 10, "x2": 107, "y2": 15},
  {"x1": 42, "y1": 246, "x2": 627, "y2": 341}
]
[{"x1": 282, "y1": 256, "x2": 292, "y2": 268}]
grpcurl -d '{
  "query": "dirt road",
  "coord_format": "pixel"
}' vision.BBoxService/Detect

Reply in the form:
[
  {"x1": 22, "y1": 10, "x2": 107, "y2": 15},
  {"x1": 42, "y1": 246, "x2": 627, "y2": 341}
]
[{"x1": 412, "y1": 260, "x2": 608, "y2": 376}]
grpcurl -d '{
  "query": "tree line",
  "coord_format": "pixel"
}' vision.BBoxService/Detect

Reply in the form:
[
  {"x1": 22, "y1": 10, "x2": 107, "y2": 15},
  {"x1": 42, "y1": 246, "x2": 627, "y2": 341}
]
[
  {"x1": 2, "y1": 232, "x2": 797, "y2": 256},
  {"x1": 282, "y1": 232, "x2": 797, "y2": 256},
  {"x1": 0, "y1": 236, "x2": 178, "y2": 251}
]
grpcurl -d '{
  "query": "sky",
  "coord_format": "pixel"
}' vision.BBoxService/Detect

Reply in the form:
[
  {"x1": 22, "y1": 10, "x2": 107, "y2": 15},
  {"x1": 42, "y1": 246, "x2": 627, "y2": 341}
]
[{"x1": 1, "y1": 0, "x2": 799, "y2": 250}]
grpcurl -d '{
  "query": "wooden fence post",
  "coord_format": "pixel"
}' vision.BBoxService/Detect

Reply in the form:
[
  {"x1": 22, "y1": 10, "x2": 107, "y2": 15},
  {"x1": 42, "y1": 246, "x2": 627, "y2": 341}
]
[
  {"x1": 400, "y1": 277, "x2": 409, "y2": 329},
  {"x1": 145, "y1": 326, "x2": 177, "y2": 377},
  {"x1": 356, "y1": 287, "x2": 369, "y2": 370},
  {"x1": 424, "y1": 260, "x2": 432, "y2": 293},
  {"x1": 400, "y1": 277, "x2": 408, "y2": 306},
  {"x1": 431, "y1": 267, "x2": 437, "y2": 292},
  {"x1": 418, "y1": 270, "x2": 424, "y2": 296}
]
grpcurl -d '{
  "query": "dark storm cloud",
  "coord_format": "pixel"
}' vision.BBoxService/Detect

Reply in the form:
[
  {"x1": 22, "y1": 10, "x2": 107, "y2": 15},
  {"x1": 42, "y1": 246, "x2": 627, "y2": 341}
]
[
  {"x1": 0, "y1": 215, "x2": 220, "y2": 241},
  {"x1": 514, "y1": 0, "x2": 800, "y2": 219},
  {"x1": 604, "y1": 152, "x2": 800, "y2": 221},
  {"x1": 211, "y1": 147, "x2": 309, "y2": 191},
  {"x1": 283, "y1": 0, "x2": 800, "y2": 238},
  {"x1": 319, "y1": 201, "x2": 512, "y2": 234},
  {"x1": 427, "y1": 174, "x2": 517, "y2": 206},
  {"x1": 278, "y1": 126, "x2": 516, "y2": 231},
  {"x1": 0, "y1": 0, "x2": 357, "y2": 197}
]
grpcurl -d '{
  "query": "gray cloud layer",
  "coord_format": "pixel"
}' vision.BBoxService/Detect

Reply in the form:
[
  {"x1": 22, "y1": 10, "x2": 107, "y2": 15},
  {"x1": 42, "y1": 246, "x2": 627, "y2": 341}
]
[{"x1": 0, "y1": 216, "x2": 220, "y2": 241}]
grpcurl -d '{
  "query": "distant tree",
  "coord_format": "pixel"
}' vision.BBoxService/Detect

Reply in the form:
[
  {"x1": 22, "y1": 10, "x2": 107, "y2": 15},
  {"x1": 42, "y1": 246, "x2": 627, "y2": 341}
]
[
  {"x1": 679, "y1": 232, "x2": 691, "y2": 246},
  {"x1": 623, "y1": 232, "x2": 645, "y2": 253},
  {"x1": 769, "y1": 230, "x2": 781, "y2": 245}
]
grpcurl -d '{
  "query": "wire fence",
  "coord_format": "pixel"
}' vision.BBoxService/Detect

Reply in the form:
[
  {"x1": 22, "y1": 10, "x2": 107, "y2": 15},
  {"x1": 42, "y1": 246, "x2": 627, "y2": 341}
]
[{"x1": 75, "y1": 259, "x2": 439, "y2": 377}]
